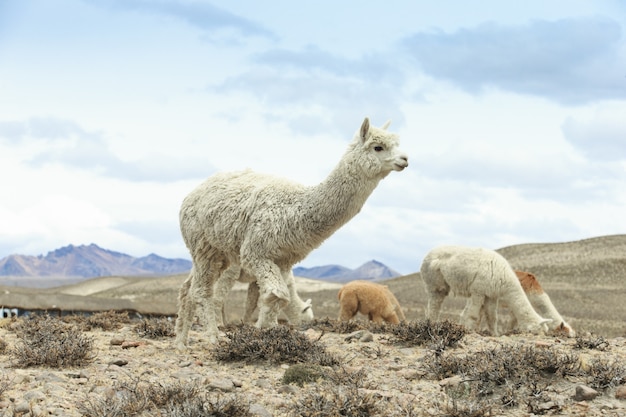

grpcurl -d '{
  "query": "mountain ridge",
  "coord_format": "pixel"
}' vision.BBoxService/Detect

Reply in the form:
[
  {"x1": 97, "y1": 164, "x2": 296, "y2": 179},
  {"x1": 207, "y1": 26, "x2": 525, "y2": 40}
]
[
  {"x1": 0, "y1": 244, "x2": 192, "y2": 279},
  {"x1": 0, "y1": 244, "x2": 400, "y2": 285}
]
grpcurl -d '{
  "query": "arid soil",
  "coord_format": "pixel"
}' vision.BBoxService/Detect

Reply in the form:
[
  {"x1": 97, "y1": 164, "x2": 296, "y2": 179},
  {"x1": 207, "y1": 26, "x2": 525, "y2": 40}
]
[{"x1": 0, "y1": 318, "x2": 625, "y2": 417}]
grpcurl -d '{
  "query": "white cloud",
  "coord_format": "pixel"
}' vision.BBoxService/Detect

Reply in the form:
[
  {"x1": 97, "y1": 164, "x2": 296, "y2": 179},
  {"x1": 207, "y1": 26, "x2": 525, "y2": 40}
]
[{"x1": 402, "y1": 17, "x2": 626, "y2": 104}]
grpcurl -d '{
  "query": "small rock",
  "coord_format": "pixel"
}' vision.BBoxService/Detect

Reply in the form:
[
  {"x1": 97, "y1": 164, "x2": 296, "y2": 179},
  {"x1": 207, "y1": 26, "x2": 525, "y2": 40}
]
[
  {"x1": 254, "y1": 379, "x2": 272, "y2": 389},
  {"x1": 232, "y1": 379, "x2": 243, "y2": 388},
  {"x1": 121, "y1": 341, "x2": 143, "y2": 349},
  {"x1": 249, "y1": 403, "x2": 273, "y2": 417},
  {"x1": 345, "y1": 330, "x2": 374, "y2": 342},
  {"x1": 439, "y1": 375, "x2": 463, "y2": 388},
  {"x1": 208, "y1": 378, "x2": 236, "y2": 392},
  {"x1": 574, "y1": 385, "x2": 599, "y2": 401},
  {"x1": 110, "y1": 338, "x2": 124, "y2": 345},
  {"x1": 360, "y1": 331, "x2": 374, "y2": 342},
  {"x1": 109, "y1": 358, "x2": 129, "y2": 367},
  {"x1": 14, "y1": 402, "x2": 31, "y2": 414},
  {"x1": 24, "y1": 390, "x2": 46, "y2": 402},
  {"x1": 615, "y1": 385, "x2": 626, "y2": 400},
  {"x1": 535, "y1": 340, "x2": 552, "y2": 348},
  {"x1": 277, "y1": 384, "x2": 299, "y2": 394},
  {"x1": 397, "y1": 368, "x2": 422, "y2": 380}
]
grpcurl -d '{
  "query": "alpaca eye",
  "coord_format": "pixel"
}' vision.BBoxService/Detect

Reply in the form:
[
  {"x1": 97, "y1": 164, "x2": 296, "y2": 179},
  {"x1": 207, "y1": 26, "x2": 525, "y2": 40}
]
[{"x1": 374, "y1": 145, "x2": 384, "y2": 152}]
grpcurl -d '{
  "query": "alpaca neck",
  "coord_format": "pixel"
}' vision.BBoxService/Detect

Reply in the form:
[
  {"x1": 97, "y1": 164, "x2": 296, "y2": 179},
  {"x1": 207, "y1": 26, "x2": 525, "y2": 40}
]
[
  {"x1": 500, "y1": 287, "x2": 542, "y2": 324},
  {"x1": 304, "y1": 151, "x2": 381, "y2": 238},
  {"x1": 528, "y1": 293, "x2": 563, "y2": 329}
]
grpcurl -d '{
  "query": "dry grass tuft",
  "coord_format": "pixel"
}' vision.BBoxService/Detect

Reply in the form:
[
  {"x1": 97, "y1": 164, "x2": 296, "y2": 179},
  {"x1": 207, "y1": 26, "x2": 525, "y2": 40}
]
[
  {"x1": 385, "y1": 319, "x2": 466, "y2": 350},
  {"x1": 424, "y1": 343, "x2": 580, "y2": 414},
  {"x1": 80, "y1": 377, "x2": 252, "y2": 417},
  {"x1": 574, "y1": 334, "x2": 610, "y2": 351},
  {"x1": 133, "y1": 317, "x2": 175, "y2": 339},
  {"x1": 213, "y1": 324, "x2": 338, "y2": 366},
  {"x1": 10, "y1": 314, "x2": 95, "y2": 368}
]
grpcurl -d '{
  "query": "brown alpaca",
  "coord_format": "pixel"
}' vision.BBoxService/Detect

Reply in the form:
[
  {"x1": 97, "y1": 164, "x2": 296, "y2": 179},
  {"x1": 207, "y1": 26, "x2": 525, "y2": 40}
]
[
  {"x1": 513, "y1": 270, "x2": 575, "y2": 337},
  {"x1": 474, "y1": 270, "x2": 575, "y2": 337},
  {"x1": 338, "y1": 280, "x2": 405, "y2": 324}
]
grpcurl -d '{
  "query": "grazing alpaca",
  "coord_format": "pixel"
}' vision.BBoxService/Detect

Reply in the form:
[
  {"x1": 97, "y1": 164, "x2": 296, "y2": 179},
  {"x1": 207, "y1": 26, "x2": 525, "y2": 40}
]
[
  {"x1": 215, "y1": 265, "x2": 313, "y2": 325},
  {"x1": 470, "y1": 270, "x2": 575, "y2": 337},
  {"x1": 175, "y1": 117, "x2": 408, "y2": 348},
  {"x1": 338, "y1": 280, "x2": 406, "y2": 324},
  {"x1": 420, "y1": 245, "x2": 551, "y2": 336},
  {"x1": 510, "y1": 271, "x2": 575, "y2": 337}
]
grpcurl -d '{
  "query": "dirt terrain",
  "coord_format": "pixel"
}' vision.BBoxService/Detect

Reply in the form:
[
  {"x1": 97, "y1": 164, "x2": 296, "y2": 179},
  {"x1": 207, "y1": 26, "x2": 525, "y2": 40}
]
[{"x1": 0, "y1": 235, "x2": 624, "y2": 415}]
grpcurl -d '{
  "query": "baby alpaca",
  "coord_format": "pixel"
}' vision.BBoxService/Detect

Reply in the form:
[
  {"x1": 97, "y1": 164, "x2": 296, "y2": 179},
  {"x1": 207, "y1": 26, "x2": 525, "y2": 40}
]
[
  {"x1": 338, "y1": 280, "x2": 406, "y2": 324},
  {"x1": 175, "y1": 117, "x2": 408, "y2": 348},
  {"x1": 420, "y1": 245, "x2": 551, "y2": 336}
]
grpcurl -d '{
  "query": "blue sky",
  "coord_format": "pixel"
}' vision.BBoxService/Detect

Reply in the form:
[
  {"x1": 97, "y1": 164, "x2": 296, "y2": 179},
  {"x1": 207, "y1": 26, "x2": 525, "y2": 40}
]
[{"x1": 1, "y1": 0, "x2": 625, "y2": 274}]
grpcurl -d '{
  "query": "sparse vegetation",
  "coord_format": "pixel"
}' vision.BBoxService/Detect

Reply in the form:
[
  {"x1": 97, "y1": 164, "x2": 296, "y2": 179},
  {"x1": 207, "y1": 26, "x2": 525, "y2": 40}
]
[
  {"x1": 80, "y1": 377, "x2": 252, "y2": 417},
  {"x1": 213, "y1": 324, "x2": 338, "y2": 366},
  {"x1": 574, "y1": 334, "x2": 610, "y2": 351},
  {"x1": 586, "y1": 358, "x2": 626, "y2": 390},
  {"x1": 10, "y1": 314, "x2": 95, "y2": 368},
  {"x1": 385, "y1": 319, "x2": 466, "y2": 350},
  {"x1": 282, "y1": 363, "x2": 326, "y2": 386},
  {"x1": 134, "y1": 317, "x2": 175, "y2": 339}
]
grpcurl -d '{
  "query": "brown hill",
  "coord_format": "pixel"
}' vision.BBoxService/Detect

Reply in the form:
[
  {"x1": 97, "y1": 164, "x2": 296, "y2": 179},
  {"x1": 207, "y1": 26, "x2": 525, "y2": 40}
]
[{"x1": 0, "y1": 235, "x2": 624, "y2": 337}]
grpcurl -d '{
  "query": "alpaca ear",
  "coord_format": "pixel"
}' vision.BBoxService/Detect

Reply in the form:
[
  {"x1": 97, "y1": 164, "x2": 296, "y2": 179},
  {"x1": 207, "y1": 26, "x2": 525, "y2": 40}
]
[
  {"x1": 381, "y1": 120, "x2": 391, "y2": 130},
  {"x1": 360, "y1": 117, "x2": 370, "y2": 142}
]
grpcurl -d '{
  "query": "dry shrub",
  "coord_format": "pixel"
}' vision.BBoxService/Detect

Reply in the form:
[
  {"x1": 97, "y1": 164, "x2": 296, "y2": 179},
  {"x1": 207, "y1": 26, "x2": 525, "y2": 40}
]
[
  {"x1": 10, "y1": 314, "x2": 95, "y2": 368},
  {"x1": 282, "y1": 363, "x2": 326, "y2": 387},
  {"x1": 386, "y1": 319, "x2": 466, "y2": 351},
  {"x1": 213, "y1": 324, "x2": 338, "y2": 366},
  {"x1": 134, "y1": 317, "x2": 175, "y2": 339},
  {"x1": 424, "y1": 343, "x2": 579, "y2": 414},
  {"x1": 85, "y1": 310, "x2": 131, "y2": 331},
  {"x1": 80, "y1": 377, "x2": 251, "y2": 417},
  {"x1": 575, "y1": 334, "x2": 610, "y2": 351},
  {"x1": 302, "y1": 317, "x2": 370, "y2": 334},
  {"x1": 62, "y1": 310, "x2": 131, "y2": 331},
  {"x1": 586, "y1": 358, "x2": 626, "y2": 390}
]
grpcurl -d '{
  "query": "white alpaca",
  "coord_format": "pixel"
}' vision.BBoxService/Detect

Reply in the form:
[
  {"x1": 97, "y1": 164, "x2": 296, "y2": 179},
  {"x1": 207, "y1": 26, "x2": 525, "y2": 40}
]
[
  {"x1": 420, "y1": 245, "x2": 551, "y2": 336},
  {"x1": 215, "y1": 265, "x2": 313, "y2": 325},
  {"x1": 175, "y1": 117, "x2": 408, "y2": 347},
  {"x1": 338, "y1": 280, "x2": 406, "y2": 324},
  {"x1": 504, "y1": 271, "x2": 575, "y2": 337}
]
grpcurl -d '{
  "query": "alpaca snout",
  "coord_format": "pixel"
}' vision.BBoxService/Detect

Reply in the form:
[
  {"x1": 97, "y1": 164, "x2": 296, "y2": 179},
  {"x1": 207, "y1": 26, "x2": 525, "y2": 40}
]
[{"x1": 394, "y1": 155, "x2": 409, "y2": 171}]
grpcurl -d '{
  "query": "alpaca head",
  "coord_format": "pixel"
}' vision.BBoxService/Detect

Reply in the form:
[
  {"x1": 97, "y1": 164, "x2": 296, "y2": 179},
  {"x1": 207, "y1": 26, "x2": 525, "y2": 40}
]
[
  {"x1": 349, "y1": 117, "x2": 409, "y2": 179},
  {"x1": 552, "y1": 321, "x2": 576, "y2": 338},
  {"x1": 299, "y1": 298, "x2": 314, "y2": 323},
  {"x1": 524, "y1": 317, "x2": 552, "y2": 335}
]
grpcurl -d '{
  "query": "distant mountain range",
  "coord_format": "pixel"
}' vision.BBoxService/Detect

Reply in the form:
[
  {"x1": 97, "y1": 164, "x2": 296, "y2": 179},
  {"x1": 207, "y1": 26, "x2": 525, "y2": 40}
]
[
  {"x1": 0, "y1": 244, "x2": 400, "y2": 284},
  {"x1": 293, "y1": 260, "x2": 401, "y2": 282},
  {"x1": 0, "y1": 244, "x2": 192, "y2": 278}
]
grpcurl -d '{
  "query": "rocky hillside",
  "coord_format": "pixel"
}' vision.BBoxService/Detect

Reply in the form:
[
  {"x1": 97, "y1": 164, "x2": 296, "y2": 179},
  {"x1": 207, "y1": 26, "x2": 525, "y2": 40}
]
[{"x1": 0, "y1": 244, "x2": 192, "y2": 278}]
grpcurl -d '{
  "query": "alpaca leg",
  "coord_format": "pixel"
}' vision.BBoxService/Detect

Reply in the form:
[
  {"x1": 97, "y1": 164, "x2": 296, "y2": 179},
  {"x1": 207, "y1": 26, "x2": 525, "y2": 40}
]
[
  {"x1": 174, "y1": 269, "x2": 196, "y2": 349},
  {"x1": 211, "y1": 263, "x2": 241, "y2": 326},
  {"x1": 282, "y1": 271, "x2": 313, "y2": 323},
  {"x1": 382, "y1": 311, "x2": 400, "y2": 324},
  {"x1": 338, "y1": 290, "x2": 358, "y2": 321},
  {"x1": 247, "y1": 262, "x2": 289, "y2": 328},
  {"x1": 482, "y1": 297, "x2": 499, "y2": 336},
  {"x1": 244, "y1": 281, "x2": 260, "y2": 323},
  {"x1": 191, "y1": 255, "x2": 228, "y2": 343},
  {"x1": 369, "y1": 312, "x2": 384, "y2": 323},
  {"x1": 460, "y1": 294, "x2": 485, "y2": 331},
  {"x1": 426, "y1": 292, "x2": 446, "y2": 321}
]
